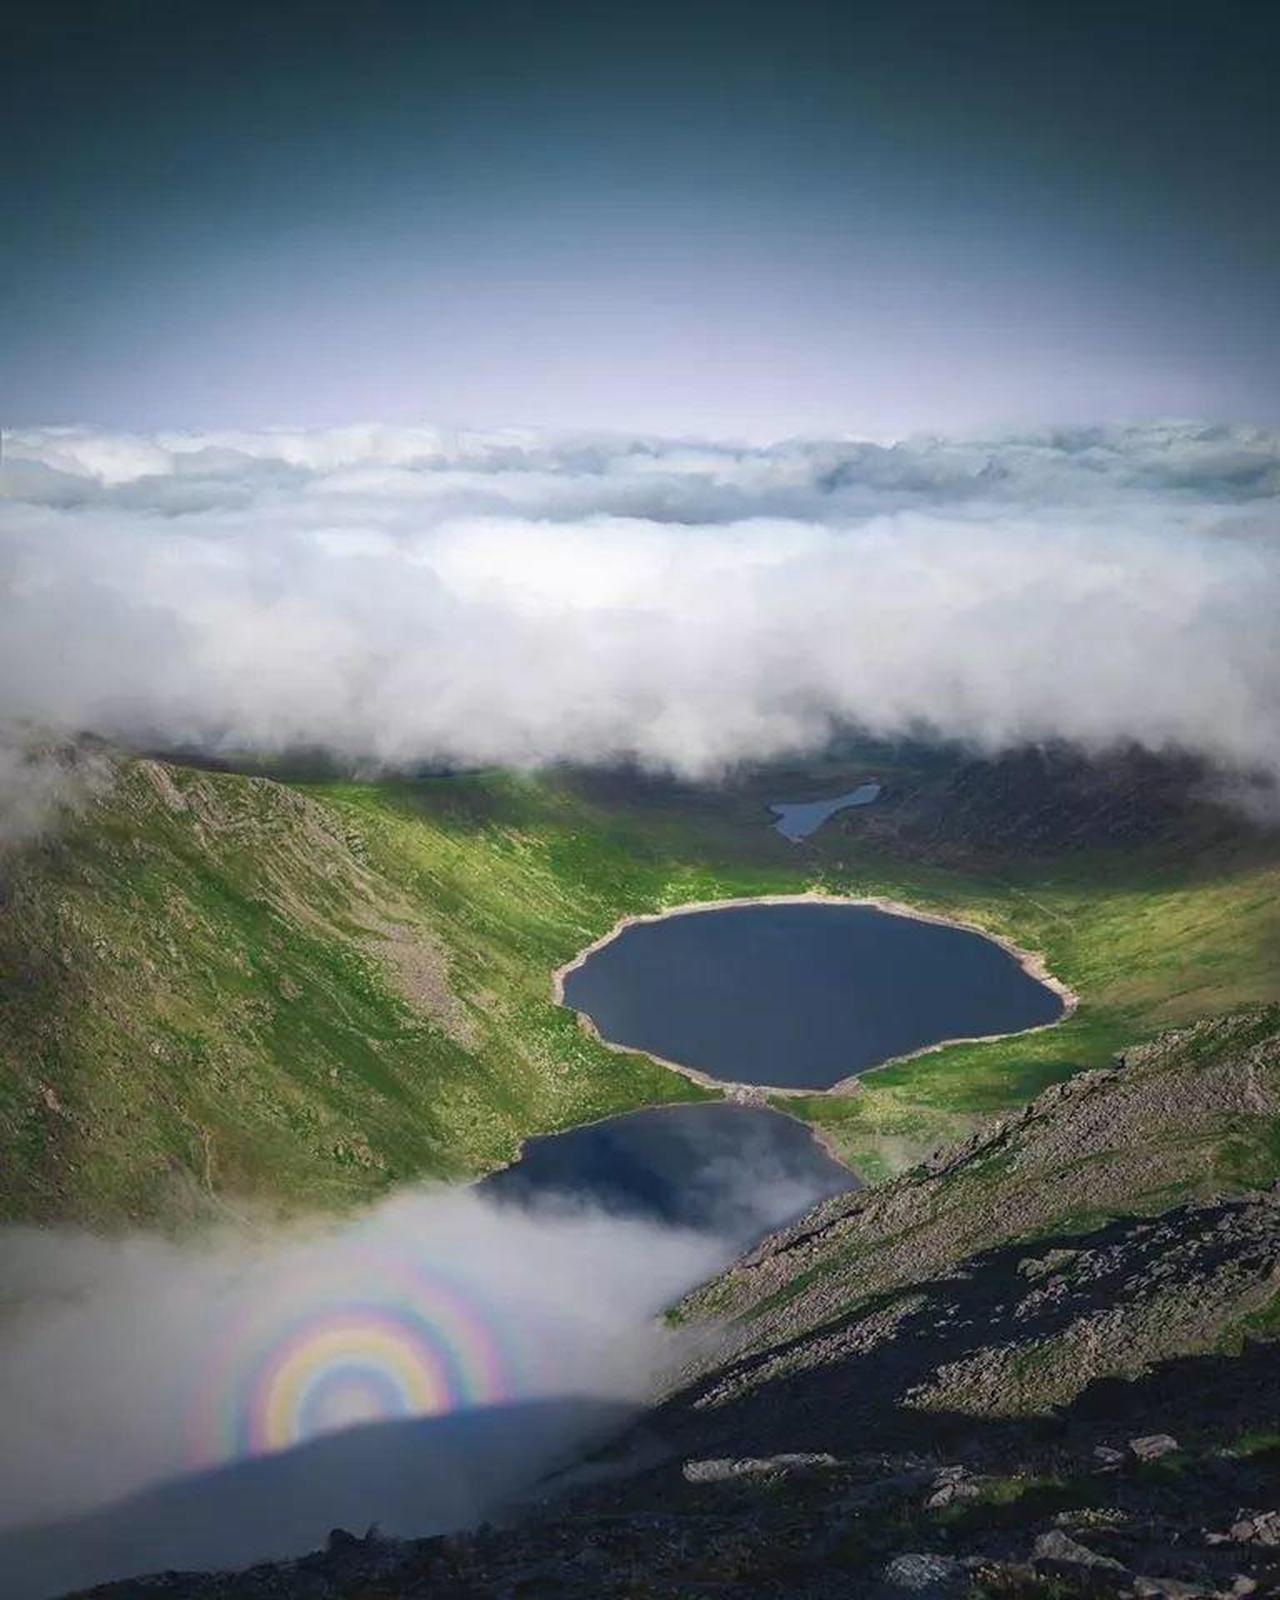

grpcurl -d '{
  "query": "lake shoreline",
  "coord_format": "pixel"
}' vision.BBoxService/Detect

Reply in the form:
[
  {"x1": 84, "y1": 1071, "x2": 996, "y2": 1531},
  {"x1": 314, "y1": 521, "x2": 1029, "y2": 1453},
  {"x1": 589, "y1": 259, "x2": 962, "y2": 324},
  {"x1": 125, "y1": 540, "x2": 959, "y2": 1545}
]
[{"x1": 551, "y1": 891, "x2": 1078, "y2": 1101}]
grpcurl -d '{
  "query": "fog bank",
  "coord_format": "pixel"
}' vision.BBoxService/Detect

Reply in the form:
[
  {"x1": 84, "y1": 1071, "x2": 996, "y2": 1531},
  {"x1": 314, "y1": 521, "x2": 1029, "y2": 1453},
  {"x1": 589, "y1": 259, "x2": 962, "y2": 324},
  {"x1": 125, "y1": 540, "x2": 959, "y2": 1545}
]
[
  {"x1": 3, "y1": 420, "x2": 1278, "y2": 787},
  {"x1": 0, "y1": 1184, "x2": 728, "y2": 1579}
]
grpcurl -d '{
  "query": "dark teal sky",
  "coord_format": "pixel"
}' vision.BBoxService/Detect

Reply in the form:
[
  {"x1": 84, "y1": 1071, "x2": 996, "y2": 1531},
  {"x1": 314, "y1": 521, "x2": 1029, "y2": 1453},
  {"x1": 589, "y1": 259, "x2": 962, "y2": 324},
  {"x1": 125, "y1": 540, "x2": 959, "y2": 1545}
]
[{"x1": 5, "y1": 0, "x2": 1278, "y2": 436}]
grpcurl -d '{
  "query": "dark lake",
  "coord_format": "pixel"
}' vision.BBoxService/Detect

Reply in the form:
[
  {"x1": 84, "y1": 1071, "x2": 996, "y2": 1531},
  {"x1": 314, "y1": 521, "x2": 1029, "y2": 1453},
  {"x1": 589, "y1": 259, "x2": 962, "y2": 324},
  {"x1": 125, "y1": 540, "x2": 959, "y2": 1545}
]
[
  {"x1": 560, "y1": 900, "x2": 1065, "y2": 1090},
  {"x1": 481, "y1": 1101, "x2": 855, "y2": 1245}
]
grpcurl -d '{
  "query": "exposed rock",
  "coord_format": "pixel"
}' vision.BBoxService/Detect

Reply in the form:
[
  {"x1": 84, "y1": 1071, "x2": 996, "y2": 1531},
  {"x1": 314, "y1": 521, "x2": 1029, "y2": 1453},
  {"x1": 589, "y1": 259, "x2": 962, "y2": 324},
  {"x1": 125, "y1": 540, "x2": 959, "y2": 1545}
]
[
  {"x1": 1129, "y1": 1434, "x2": 1181, "y2": 1463},
  {"x1": 671, "y1": 1009, "x2": 1280, "y2": 1449},
  {"x1": 925, "y1": 1468, "x2": 983, "y2": 1508},
  {"x1": 58, "y1": 1337, "x2": 1280, "y2": 1600},
  {"x1": 1229, "y1": 1511, "x2": 1280, "y2": 1546},
  {"x1": 55, "y1": 1012, "x2": 1280, "y2": 1600},
  {"x1": 1131, "y1": 1579, "x2": 1211, "y2": 1599},
  {"x1": 1032, "y1": 1528, "x2": 1130, "y2": 1584},
  {"x1": 681, "y1": 1451, "x2": 841, "y2": 1483},
  {"x1": 1019, "y1": 1247, "x2": 1083, "y2": 1281},
  {"x1": 881, "y1": 1552, "x2": 972, "y2": 1595}
]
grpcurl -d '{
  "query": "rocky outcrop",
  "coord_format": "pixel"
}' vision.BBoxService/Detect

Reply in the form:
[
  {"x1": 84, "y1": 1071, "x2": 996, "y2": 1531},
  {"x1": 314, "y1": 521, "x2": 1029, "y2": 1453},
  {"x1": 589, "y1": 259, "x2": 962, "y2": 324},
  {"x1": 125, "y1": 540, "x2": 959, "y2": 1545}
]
[
  {"x1": 68, "y1": 1386, "x2": 1280, "y2": 1597},
  {"x1": 671, "y1": 1008, "x2": 1280, "y2": 1416},
  {"x1": 65, "y1": 1013, "x2": 1280, "y2": 1598}
]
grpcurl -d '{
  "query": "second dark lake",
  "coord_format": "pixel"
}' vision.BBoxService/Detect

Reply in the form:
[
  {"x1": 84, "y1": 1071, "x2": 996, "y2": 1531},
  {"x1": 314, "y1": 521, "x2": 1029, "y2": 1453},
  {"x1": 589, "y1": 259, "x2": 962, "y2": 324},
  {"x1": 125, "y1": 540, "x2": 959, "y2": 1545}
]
[
  {"x1": 560, "y1": 900, "x2": 1065, "y2": 1090},
  {"x1": 481, "y1": 1101, "x2": 854, "y2": 1243}
]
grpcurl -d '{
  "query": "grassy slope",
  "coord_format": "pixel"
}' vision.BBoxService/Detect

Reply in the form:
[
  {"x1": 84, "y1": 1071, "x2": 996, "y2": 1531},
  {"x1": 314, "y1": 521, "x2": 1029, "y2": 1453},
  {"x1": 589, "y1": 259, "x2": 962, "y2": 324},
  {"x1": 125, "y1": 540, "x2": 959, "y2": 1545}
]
[
  {"x1": 517, "y1": 762, "x2": 1280, "y2": 1179},
  {"x1": 682, "y1": 1006, "x2": 1280, "y2": 1330},
  {"x1": 777, "y1": 843, "x2": 1280, "y2": 1178},
  {"x1": 0, "y1": 761, "x2": 710, "y2": 1223},
  {"x1": 0, "y1": 752, "x2": 1277, "y2": 1223}
]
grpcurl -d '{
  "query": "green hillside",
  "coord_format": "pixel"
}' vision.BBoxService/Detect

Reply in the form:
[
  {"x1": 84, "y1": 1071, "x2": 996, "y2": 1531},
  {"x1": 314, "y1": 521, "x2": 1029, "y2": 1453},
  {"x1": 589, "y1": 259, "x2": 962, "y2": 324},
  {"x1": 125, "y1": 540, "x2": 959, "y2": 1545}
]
[
  {"x1": 1, "y1": 752, "x2": 1278, "y2": 1223},
  {"x1": 676, "y1": 1007, "x2": 1280, "y2": 1373}
]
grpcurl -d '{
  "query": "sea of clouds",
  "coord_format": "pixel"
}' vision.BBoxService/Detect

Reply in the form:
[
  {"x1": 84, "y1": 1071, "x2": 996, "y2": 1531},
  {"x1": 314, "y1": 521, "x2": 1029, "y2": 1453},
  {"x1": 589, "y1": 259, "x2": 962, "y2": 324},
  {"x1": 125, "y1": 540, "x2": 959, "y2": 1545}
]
[{"x1": 2, "y1": 420, "x2": 1278, "y2": 806}]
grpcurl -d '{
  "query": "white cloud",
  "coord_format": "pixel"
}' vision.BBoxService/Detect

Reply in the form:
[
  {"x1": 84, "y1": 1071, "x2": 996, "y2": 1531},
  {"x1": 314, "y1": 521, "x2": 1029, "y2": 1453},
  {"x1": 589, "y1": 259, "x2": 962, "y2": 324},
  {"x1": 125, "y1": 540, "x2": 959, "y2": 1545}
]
[{"x1": 2, "y1": 421, "x2": 1277, "y2": 780}]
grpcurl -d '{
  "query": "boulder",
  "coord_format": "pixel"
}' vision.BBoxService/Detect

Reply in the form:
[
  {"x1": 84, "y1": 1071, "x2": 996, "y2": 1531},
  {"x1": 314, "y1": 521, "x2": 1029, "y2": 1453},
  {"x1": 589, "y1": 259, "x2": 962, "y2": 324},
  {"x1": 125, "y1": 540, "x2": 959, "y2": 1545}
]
[
  {"x1": 1032, "y1": 1528, "x2": 1129, "y2": 1588},
  {"x1": 926, "y1": 1478, "x2": 982, "y2": 1509},
  {"x1": 881, "y1": 1552, "x2": 971, "y2": 1596},
  {"x1": 1128, "y1": 1433, "x2": 1180, "y2": 1463},
  {"x1": 1229, "y1": 1510, "x2": 1280, "y2": 1546},
  {"x1": 681, "y1": 1452, "x2": 840, "y2": 1484}
]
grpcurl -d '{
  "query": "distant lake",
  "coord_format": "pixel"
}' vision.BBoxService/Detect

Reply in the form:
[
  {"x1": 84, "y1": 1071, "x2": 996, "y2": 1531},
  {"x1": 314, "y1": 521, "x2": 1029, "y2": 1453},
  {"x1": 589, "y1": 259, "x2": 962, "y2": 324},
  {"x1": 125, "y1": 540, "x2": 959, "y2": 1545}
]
[
  {"x1": 560, "y1": 900, "x2": 1065, "y2": 1090},
  {"x1": 769, "y1": 783, "x2": 882, "y2": 841},
  {"x1": 481, "y1": 1102, "x2": 854, "y2": 1243}
]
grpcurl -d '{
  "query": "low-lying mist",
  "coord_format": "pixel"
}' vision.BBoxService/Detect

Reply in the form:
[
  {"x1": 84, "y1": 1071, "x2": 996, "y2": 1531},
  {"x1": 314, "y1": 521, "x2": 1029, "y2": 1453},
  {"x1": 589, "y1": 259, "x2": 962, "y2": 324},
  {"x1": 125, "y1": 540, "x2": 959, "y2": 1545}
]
[{"x1": 0, "y1": 1180, "x2": 745, "y2": 1597}]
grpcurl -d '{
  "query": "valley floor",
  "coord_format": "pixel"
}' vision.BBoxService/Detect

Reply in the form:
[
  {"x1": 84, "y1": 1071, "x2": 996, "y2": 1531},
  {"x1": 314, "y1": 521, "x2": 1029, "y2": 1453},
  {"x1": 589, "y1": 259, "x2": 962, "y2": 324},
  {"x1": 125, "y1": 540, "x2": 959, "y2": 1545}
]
[{"x1": 1, "y1": 745, "x2": 1277, "y2": 1222}]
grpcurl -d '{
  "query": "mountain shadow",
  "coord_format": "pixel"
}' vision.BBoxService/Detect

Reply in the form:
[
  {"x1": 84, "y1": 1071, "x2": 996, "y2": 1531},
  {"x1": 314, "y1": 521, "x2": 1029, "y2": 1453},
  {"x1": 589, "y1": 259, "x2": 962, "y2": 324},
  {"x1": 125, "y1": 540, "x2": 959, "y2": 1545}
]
[{"x1": 0, "y1": 1395, "x2": 636, "y2": 1600}]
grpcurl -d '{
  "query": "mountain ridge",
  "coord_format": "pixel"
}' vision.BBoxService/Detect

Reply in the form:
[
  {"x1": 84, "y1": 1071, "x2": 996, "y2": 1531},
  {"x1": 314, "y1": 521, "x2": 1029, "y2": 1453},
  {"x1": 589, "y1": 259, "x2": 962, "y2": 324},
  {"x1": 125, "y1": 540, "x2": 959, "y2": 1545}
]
[{"x1": 64, "y1": 1009, "x2": 1280, "y2": 1598}]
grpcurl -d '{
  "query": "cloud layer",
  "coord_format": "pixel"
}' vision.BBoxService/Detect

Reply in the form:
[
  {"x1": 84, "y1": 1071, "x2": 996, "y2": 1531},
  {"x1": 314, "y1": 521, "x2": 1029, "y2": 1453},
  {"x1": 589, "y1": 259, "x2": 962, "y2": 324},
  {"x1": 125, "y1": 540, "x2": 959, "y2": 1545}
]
[{"x1": 3, "y1": 421, "x2": 1278, "y2": 782}]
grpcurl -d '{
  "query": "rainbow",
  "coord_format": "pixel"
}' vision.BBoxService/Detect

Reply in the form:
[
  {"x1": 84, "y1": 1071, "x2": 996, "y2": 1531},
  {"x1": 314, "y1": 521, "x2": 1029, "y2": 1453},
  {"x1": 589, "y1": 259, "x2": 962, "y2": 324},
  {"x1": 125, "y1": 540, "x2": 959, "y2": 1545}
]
[{"x1": 191, "y1": 1244, "x2": 519, "y2": 1465}]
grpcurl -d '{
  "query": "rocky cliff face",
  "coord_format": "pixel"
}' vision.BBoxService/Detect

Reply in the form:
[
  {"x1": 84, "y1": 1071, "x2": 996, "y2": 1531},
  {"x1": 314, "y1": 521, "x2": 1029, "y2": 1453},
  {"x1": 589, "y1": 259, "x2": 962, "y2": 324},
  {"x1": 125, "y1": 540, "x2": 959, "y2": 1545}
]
[{"x1": 70, "y1": 1011, "x2": 1280, "y2": 1598}]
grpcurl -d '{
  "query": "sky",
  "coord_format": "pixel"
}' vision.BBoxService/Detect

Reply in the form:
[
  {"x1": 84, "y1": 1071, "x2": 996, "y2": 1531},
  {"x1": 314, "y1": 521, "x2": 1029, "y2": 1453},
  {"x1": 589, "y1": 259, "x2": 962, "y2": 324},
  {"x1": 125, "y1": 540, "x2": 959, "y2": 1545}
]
[
  {"x1": 1, "y1": 5, "x2": 1278, "y2": 811},
  {"x1": 5, "y1": 0, "x2": 1279, "y2": 438}
]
